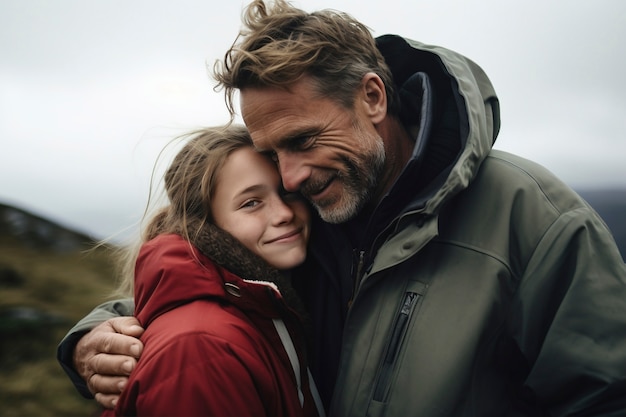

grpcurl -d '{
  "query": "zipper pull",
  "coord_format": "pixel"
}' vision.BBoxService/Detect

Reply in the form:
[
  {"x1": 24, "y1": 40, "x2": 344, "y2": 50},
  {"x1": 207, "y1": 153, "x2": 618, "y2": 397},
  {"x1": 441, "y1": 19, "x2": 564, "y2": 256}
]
[
  {"x1": 348, "y1": 250, "x2": 366, "y2": 309},
  {"x1": 400, "y1": 292, "x2": 418, "y2": 315},
  {"x1": 387, "y1": 292, "x2": 418, "y2": 357},
  {"x1": 354, "y1": 250, "x2": 365, "y2": 283},
  {"x1": 372, "y1": 291, "x2": 419, "y2": 401}
]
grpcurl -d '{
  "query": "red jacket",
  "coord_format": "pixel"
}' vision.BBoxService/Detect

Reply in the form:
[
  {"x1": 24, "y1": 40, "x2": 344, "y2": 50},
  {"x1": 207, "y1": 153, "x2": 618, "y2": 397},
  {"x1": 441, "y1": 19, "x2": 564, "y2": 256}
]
[{"x1": 104, "y1": 233, "x2": 323, "y2": 417}]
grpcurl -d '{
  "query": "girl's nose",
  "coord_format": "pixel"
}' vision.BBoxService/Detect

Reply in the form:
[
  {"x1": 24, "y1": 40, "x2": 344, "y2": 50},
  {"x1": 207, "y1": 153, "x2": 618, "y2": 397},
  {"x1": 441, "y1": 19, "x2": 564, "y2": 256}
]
[{"x1": 271, "y1": 195, "x2": 295, "y2": 225}]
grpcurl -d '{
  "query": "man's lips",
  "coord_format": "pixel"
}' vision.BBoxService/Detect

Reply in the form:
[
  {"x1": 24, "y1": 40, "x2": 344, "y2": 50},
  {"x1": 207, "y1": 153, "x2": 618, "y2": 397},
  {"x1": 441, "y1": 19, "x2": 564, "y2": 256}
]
[
  {"x1": 302, "y1": 175, "x2": 336, "y2": 199},
  {"x1": 265, "y1": 228, "x2": 303, "y2": 244}
]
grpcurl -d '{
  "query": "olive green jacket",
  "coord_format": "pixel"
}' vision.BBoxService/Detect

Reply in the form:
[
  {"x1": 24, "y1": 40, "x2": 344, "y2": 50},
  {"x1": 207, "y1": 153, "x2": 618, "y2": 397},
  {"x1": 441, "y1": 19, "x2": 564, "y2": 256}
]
[{"x1": 319, "y1": 36, "x2": 626, "y2": 416}]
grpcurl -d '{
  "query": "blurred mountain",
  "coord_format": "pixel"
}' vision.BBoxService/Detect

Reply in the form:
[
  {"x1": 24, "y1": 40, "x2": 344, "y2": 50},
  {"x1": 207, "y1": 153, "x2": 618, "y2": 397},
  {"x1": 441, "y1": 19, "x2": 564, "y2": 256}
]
[
  {"x1": 0, "y1": 203, "x2": 96, "y2": 253},
  {"x1": 0, "y1": 202, "x2": 115, "y2": 417}
]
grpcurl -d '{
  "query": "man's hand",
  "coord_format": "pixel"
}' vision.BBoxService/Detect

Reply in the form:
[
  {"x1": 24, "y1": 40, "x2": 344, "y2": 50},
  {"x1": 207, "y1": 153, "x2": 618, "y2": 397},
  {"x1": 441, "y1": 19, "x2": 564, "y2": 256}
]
[{"x1": 73, "y1": 317, "x2": 144, "y2": 409}]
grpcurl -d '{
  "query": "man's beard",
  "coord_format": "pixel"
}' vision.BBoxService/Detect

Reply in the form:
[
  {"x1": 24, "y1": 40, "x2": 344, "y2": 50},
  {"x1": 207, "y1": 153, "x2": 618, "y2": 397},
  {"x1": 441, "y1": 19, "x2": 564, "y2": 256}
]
[{"x1": 304, "y1": 136, "x2": 386, "y2": 224}]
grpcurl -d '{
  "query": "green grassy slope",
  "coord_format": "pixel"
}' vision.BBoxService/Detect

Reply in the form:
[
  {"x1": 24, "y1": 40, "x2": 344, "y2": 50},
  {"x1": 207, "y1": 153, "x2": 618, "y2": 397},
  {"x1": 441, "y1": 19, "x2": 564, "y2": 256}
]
[{"x1": 0, "y1": 228, "x2": 118, "y2": 416}]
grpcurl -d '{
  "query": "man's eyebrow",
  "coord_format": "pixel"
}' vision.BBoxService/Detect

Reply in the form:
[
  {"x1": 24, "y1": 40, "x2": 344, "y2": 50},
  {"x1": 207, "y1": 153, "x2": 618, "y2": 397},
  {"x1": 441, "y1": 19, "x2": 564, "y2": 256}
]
[
  {"x1": 275, "y1": 127, "x2": 322, "y2": 149},
  {"x1": 252, "y1": 126, "x2": 322, "y2": 155}
]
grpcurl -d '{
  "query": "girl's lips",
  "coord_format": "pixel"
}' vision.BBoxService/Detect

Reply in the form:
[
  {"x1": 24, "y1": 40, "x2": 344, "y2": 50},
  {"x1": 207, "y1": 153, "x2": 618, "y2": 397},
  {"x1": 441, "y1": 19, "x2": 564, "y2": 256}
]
[{"x1": 266, "y1": 228, "x2": 302, "y2": 244}]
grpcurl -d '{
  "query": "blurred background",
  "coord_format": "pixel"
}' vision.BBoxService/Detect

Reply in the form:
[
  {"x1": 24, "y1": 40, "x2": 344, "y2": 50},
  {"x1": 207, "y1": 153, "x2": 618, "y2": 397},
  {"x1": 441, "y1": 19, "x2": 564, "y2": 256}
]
[{"x1": 1, "y1": 0, "x2": 624, "y2": 415}]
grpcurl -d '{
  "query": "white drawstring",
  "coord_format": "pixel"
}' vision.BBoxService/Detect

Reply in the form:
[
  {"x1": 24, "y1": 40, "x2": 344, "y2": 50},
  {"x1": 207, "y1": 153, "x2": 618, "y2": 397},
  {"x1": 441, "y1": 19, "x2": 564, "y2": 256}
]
[{"x1": 273, "y1": 319, "x2": 326, "y2": 417}]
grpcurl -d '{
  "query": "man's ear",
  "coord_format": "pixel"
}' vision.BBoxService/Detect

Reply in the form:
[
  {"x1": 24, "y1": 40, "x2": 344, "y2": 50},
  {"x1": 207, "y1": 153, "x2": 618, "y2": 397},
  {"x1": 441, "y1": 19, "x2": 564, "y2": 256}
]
[{"x1": 359, "y1": 72, "x2": 387, "y2": 124}]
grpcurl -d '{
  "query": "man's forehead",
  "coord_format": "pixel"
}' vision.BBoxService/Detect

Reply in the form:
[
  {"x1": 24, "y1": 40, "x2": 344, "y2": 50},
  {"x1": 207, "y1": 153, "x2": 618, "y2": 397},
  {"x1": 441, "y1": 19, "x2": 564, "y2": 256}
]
[{"x1": 240, "y1": 78, "x2": 317, "y2": 119}]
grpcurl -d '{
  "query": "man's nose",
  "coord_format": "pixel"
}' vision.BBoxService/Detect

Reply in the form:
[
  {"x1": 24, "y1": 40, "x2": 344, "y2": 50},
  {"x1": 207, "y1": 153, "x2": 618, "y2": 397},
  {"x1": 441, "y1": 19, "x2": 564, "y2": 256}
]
[{"x1": 277, "y1": 154, "x2": 311, "y2": 192}]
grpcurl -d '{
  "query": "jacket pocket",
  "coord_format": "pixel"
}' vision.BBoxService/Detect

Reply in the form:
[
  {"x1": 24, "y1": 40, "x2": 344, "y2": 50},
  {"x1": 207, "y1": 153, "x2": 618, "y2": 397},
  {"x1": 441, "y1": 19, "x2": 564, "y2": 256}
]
[{"x1": 372, "y1": 291, "x2": 420, "y2": 402}]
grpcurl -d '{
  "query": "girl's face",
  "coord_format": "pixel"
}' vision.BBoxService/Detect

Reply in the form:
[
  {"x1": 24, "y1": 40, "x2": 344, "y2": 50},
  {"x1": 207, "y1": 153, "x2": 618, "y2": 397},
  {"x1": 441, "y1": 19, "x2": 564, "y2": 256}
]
[{"x1": 211, "y1": 147, "x2": 311, "y2": 270}]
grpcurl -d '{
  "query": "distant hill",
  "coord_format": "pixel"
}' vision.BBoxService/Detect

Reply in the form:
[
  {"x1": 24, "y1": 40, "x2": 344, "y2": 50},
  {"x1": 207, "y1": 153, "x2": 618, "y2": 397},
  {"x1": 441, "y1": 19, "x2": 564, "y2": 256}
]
[
  {"x1": 0, "y1": 203, "x2": 95, "y2": 252},
  {"x1": 0, "y1": 203, "x2": 115, "y2": 416}
]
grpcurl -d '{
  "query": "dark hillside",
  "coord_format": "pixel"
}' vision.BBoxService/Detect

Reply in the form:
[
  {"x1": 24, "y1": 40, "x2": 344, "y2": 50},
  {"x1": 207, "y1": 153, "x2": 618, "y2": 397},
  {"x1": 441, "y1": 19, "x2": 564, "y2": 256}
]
[
  {"x1": 0, "y1": 203, "x2": 95, "y2": 252},
  {"x1": 0, "y1": 203, "x2": 116, "y2": 416}
]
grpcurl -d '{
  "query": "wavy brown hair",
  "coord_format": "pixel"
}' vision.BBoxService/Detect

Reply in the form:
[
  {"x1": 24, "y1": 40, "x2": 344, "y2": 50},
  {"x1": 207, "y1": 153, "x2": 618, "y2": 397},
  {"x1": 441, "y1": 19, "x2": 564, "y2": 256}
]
[{"x1": 213, "y1": 0, "x2": 399, "y2": 117}]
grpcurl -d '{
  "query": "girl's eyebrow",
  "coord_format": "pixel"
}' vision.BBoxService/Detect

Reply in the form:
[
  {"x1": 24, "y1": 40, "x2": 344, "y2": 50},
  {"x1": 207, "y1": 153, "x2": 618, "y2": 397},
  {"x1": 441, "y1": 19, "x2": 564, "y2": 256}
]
[{"x1": 233, "y1": 183, "x2": 267, "y2": 198}]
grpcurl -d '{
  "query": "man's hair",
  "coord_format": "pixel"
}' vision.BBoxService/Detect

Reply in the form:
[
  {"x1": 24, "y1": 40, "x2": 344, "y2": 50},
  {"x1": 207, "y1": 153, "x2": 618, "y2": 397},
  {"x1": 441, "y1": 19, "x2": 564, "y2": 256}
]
[{"x1": 213, "y1": 0, "x2": 398, "y2": 116}]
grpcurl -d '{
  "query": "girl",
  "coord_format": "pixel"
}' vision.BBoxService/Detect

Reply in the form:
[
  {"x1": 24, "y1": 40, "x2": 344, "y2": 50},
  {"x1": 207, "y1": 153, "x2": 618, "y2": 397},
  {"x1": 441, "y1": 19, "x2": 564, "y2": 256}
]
[{"x1": 103, "y1": 125, "x2": 324, "y2": 417}]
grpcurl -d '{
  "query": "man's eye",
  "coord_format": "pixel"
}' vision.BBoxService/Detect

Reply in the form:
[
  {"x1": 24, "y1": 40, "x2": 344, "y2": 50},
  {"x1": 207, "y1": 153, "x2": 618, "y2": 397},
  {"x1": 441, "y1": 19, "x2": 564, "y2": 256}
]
[{"x1": 289, "y1": 136, "x2": 314, "y2": 150}]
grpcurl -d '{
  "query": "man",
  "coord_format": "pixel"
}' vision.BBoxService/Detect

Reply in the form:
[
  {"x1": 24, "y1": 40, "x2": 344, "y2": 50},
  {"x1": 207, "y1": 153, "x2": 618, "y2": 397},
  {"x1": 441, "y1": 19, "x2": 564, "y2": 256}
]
[{"x1": 58, "y1": 0, "x2": 626, "y2": 415}]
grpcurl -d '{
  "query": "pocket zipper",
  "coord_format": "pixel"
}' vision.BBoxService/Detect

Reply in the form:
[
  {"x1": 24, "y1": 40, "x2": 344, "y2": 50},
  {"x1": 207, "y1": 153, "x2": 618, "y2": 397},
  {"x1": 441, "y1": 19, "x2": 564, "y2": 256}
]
[{"x1": 372, "y1": 291, "x2": 419, "y2": 402}]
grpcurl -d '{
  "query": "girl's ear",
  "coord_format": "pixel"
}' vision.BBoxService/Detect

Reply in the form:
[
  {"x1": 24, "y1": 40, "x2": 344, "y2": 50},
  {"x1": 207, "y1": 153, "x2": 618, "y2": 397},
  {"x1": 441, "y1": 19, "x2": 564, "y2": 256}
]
[{"x1": 359, "y1": 72, "x2": 387, "y2": 124}]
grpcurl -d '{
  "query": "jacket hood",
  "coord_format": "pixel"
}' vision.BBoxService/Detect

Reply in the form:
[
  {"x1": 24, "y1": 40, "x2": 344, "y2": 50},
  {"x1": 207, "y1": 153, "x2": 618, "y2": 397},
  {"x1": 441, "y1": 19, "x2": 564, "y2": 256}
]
[
  {"x1": 318, "y1": 35, "x2": 502, "y2": 270},
  {"x1": 134, "y1": 224, "x2": 307, "y2": 327},
  {"x1": 376, "y1": 35, "x2": 501, "y2": 218}
]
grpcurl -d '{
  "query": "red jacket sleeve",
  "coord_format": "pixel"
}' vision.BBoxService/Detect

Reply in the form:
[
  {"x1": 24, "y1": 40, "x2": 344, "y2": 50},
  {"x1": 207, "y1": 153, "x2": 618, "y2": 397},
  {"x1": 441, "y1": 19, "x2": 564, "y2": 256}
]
[{"x1": 116, "y1": 333, "x2": 278, "y2": 417}]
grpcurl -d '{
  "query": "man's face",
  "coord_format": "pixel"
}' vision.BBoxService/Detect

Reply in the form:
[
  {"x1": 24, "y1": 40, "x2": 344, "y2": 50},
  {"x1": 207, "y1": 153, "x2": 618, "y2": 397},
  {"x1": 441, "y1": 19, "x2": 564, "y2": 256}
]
[{"x1": 240, "y1": 76, "x2": 386, "y2": 224}]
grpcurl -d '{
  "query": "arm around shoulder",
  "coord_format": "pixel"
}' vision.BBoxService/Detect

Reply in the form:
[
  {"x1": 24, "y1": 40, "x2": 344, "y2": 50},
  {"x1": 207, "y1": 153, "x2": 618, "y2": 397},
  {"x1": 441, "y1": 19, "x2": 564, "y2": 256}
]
[{"x1": 57, "y1": 298, "x2": 135, "y2": 398}]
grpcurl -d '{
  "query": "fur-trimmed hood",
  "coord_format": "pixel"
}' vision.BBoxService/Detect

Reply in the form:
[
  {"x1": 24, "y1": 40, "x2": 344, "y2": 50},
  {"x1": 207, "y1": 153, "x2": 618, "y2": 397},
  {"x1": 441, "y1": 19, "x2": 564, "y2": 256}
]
[{"x1": 134, "y1": 223, "x2": 307, "y2": 328}]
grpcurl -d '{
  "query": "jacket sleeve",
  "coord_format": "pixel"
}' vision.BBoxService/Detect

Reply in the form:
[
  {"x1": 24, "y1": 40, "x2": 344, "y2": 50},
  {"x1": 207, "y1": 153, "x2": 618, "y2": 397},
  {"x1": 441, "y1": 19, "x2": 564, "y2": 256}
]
[
  {"x1": 514, "y1": 206, "x2": 626, "y2": 415},
  {"x1": 122, "y1": 333, "x2": 275, "y2": 417},
  {"x1": 56, "y1": 298, "x2": 135, "y2": 398}
]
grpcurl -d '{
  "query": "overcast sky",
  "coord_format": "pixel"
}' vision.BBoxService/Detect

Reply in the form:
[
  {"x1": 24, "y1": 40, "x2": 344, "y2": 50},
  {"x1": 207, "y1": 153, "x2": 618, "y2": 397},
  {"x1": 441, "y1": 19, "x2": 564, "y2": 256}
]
[{"x1": 1, "y1": 0, "x2": 625, "y2": 241}]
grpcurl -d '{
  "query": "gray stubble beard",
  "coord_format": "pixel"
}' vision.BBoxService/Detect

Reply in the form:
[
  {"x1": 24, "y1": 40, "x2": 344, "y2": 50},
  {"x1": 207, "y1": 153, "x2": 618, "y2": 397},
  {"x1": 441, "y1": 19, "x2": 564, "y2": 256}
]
[{"x1": 313, "y1": 137, "x2": 386, "y2": 224}]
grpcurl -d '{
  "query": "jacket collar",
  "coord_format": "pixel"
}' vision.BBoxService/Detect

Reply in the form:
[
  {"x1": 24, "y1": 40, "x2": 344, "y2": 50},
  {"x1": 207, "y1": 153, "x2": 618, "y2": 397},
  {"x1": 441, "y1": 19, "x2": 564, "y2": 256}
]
[{"x1": 134, "y1": 223, "x2": 308, "y2": 327}]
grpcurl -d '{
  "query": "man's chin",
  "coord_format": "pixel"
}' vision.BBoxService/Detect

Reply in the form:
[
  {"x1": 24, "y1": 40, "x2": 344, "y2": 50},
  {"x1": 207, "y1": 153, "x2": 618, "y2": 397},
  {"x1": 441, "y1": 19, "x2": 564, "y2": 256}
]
[{"x1": 313, "y1": 200, "x2": 359, "y2": 224}]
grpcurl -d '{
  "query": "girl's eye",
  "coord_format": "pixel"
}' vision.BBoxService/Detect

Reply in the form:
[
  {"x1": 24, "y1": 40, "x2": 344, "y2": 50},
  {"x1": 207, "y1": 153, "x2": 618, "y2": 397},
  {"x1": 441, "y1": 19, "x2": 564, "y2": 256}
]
[{"x1": 241, "y1": 199, "x2": 261, "y2": 209}]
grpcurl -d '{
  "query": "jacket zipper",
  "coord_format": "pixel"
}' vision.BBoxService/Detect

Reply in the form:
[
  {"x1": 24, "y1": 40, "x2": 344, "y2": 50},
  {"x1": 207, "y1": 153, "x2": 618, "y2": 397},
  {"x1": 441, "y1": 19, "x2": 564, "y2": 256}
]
[
  {"x1": 348, "y1": 250, "x2": 366, "y2": 308},
  {"x1": 353, "y1": 250, "x2": 366, "y2": 291},
  {"x1": 372, "y1": 291, "x2": 420, "y2": 402}
]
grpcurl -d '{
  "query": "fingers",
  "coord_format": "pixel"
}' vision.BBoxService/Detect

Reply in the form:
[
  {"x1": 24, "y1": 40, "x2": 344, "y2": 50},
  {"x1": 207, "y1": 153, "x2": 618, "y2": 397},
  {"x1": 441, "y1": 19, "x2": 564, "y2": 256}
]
[
  {"x1": 90, "y1": 352, "x2": 138, "y2": 377},
  {"x1": 70, "y1": 317, "x2": 145, "y2": 409},
  {"x1": 94, "y1": 331, "x2": 143, "y2": 359},
  {"x1": 95, "y1": 386, "x2": 124, "y2": 410},
  {"x1": 108, "y1": 316, "x2": 145, "y2": 339},
  {"x1": 73, "y1": 317, "x2": 145, "y2": 399},
  {"x1": 89, "y1": 375, "x2": 128, "y2": 408},
  {"x1": 90, "y1": 373, "x2": 127, "y2": 396},
  {"x1": 86, "y1": 354, "x2": 135, "y2": 402}
]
